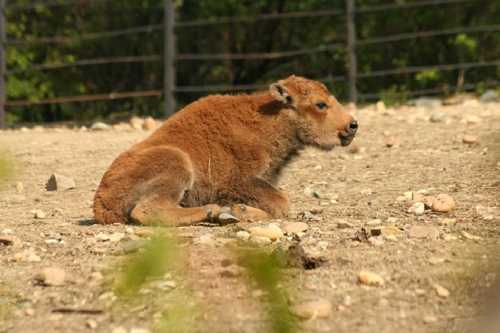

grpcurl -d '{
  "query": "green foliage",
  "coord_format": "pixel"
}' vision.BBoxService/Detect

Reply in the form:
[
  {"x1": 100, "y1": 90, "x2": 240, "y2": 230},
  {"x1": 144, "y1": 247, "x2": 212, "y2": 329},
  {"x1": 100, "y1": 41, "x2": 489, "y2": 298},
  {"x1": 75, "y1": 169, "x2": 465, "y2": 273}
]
[
  {"x1": 239, "y1": 248, "x2": 297, "y2": 333},
  {"x1": 0, "y1": 154, "x2": 15, "y2": 185},
  {"x1": 3, "y1": 0, "x2": 500, "y2": 122}
]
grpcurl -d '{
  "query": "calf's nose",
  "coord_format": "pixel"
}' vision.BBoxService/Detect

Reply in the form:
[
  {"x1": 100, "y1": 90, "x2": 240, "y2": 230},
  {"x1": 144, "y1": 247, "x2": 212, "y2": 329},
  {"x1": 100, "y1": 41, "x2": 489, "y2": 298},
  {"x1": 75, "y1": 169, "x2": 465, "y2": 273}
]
[{"x1": 347, "y1": 120, "x2": 358, "y2": 135}]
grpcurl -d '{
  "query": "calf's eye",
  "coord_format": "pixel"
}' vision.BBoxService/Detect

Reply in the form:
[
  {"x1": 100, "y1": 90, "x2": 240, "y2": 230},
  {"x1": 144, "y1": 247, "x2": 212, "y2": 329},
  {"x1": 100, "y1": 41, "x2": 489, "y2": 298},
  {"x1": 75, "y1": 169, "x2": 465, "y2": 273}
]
[{"x1": 315, "y1": 102, "x2": 327, "y2": 110}]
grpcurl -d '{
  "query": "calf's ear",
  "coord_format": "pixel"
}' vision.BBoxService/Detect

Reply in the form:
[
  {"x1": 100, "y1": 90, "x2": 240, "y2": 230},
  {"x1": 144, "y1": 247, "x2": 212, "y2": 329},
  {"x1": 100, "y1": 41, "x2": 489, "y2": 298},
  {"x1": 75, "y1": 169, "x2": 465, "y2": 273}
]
[{"x1": 270, "y1": 81, "x2": 295, "y2": 106}]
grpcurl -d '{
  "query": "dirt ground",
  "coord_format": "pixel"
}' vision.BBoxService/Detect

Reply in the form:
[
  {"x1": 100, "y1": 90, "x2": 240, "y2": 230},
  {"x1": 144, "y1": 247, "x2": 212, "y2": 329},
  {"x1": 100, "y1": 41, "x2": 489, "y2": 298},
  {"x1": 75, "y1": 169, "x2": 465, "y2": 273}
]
[{"x1": 0, "y1": 99, "x2": 499, "y2": 333}]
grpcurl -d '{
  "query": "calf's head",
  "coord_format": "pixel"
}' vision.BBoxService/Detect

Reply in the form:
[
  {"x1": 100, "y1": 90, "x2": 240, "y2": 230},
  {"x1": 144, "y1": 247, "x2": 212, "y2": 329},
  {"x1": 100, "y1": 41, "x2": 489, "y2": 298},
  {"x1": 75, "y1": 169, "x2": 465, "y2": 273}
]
[{"x1": 270, "y1": 75, "x2": 357, "y2": 149}]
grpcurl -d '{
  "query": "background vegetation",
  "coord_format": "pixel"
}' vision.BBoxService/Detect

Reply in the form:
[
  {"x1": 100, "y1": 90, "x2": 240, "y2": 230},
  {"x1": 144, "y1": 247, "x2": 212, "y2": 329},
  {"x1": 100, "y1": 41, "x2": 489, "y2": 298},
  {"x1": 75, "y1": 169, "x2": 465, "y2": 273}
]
[{"x1": 4, "y1": 0, "x2": 500, "y2": 123}]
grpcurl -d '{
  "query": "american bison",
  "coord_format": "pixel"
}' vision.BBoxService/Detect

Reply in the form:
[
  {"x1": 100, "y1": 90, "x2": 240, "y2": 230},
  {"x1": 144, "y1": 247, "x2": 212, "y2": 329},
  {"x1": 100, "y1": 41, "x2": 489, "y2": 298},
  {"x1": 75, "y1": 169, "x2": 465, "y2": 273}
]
[{"x1": 94, "y1": 75, "x2": 357, "y2": 226}]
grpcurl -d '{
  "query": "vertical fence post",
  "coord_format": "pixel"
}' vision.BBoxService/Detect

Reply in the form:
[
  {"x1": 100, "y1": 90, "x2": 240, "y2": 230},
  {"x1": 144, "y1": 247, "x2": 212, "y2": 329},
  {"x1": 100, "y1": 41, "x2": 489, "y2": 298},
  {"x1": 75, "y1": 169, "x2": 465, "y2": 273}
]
[
  {"x1": 346, "y1": 0, "x2": 357, "y2": 104},
  {"x1": 164, "y1": 0, "x2": 176, "y2": 118},
  {"x1": 0, "y1": 0, "x2": 7, "y2": 129}
]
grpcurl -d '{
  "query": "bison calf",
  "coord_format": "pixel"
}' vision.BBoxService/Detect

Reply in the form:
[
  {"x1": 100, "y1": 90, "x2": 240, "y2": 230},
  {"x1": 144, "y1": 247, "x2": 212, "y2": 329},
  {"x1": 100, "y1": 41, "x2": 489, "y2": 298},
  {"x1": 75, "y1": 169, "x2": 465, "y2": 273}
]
[{"x1": 94, "y1": 75, "x2": 357, "y2": 226}]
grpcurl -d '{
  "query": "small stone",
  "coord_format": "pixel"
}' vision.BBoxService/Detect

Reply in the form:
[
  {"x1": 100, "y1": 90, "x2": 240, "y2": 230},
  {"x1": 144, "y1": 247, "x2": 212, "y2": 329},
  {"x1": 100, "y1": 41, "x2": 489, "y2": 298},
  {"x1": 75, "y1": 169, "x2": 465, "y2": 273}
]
[
  {"x1": 371, "y1": 226, "x2": 404, "y2": 236},
  {"x1": 385, "y1": 136, "x2": 399, "y2": 148},
  {"x1": 480, "y1": 90, "x2": 499, "y2": 103},
  {"x1": 109, "y1": 232, "x2": 125, "y2": 243},
  {"x1": 361, "y1": 188, "x2": 372, "y2": 195},
  {"x1": 34, "y1": 267, "x2": 66, "y2": 286},
  {"x1": 385, "y1": 235, "x2": 398, "y2": 242},
  {"x1": 411, "y1": 192, "x2": 424, "y2": 202},
  {"x1": 368, "y1": 237, "x2": 384, "y2": 247},
  {"x1": 409, "y1": 226, "x2": 439, "y2": 240},
  {"x1": 218, "y1": 213, "x2": 239, "y2": 225},
  {"x1": 428, "y1": 258, "x2": 446, "y2": 265},
  {"x1": 2, "y1": 228, "x2": 13, "y2": 234},
  {"x1": 337, "y1": 305, "x2": 346, "y2": 312},
  {"x1": 423, "y1": 315, "x2": 438, "y2": 324},
  {"x1": 325, "y1": 193, "x2": 339, "y2": 200},
  {"x1": 368, "y1": 199, "x2": 379, "y2": 206},
  {"x1": 249, "y1": 236, "x2": 272, "y2": 247},
  {"x1": 440, "y1": 218, "x2": 456, "y2": 226},
  {"x1": 429, "y1": 113, "x2": 446, "y2": 123},
  {"x1": 156, "y1": 281, "x2": 177, "y2": 290},
  {"x1": 376, "y1": 101, "x2": 386, "y2": 112},
  {"x1": 95, "y1": 233, "x2": 110, "y2": 241},
  {"x1": 435, "y1": 285, "x2": 450, "y2": 298},
  {"x1": 90, "y1": 122, "x2": 111, "y2": 131},
  {"x1": 432, "y1": 194, "x2": 456, "y2": 213},
  {"x1": 461, "y1": 231, "x2": 483, "y2": 241},
  {"x1": 34, "y1": 210, "x2": 45, "y2": 220},
  {"x1": 407, "y1": 202, "x2": 425, "y2": 215},
  {"x1": 134, "y1": 229, "x2": 155, "y2": 238},
  {"x1": 0, "y1": 236, "x2": 22, "y2": 248},
  {"x1": 236, "y1": 231, "x2": 250, "y2": 240},
  {"x1": 123, "y1": 239, "x2": 151, "y2": 254},
  {"x1": 287, "y1": 211, "x2": 299, "y2": 219},
  {"x1": 248, "y1": 227, "x2": 283, "y2": 241},
  {"x1": 299, "y1": 211, "x2": 315, "y2": 220},
  {"x1": 46, "y1": 174, "x2": 76, "y2": 191},
  {"x1": 91, "y1": 272, "x2": 104, "y2": 281},
  {"x1": 367, "y1": 219, "x2": 381, "y2": 226},
  {"x1": 143, "y1": 117, "x2": 157, "y2": 131},
  {"x1": 285, "y1": 222, "x2": 309, "y2": 234},
  {"x1": 415, "y1": 289, "x2": 426, "y2": 296},
  {"x1": 337, "y1": 221, "x2": 353, "y2": 229},
  {"x1": 424, "y1": 196, "x2": 435, "y2": 209},
  {"x1": 25, "y1": 308, "x2": 35, "y2": 316},
  {"x1": 11, "y1": 249, "x2": 41, "y2": 262},
  {"x1": 462, "y1": 134, "x2": 478, "y2": 144},
  {"x1": 290, "y1": 299, "x2": 332, "y2": 319},
  {"x1": 358, "y1": 271, "x2": 385, "y2": 286},
  {"x1": 414, "y1": 97, "x2": 442, "y2": 109},
  {"x1": 86, "y1": 319, "x2": 98, "y2": 329},
  {"x1": 313, "y1": 190, "x2": 325, "y2": 199}
]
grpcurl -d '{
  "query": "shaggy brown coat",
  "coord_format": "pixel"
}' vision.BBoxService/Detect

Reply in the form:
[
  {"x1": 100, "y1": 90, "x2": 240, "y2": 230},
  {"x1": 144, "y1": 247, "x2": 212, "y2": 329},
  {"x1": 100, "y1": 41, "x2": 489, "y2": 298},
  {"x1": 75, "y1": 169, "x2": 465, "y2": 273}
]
[{"x1": 94, "y1": 75, "x2": 357, "y2": 226}]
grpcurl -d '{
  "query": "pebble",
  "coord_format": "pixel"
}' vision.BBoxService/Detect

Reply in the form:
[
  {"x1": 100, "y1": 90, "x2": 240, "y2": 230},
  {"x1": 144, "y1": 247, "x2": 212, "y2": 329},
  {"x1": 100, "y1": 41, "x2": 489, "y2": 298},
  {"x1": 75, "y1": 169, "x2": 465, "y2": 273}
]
[
  {"x1": 429, "y1": 113, "x2": 446, "y2": 123},
  {"x1": 367, "y1": 219, "x2": 381, "y2": 225},
  {"x1": 249, "y1": 236, "x2": 272, "y2": 247},
  {"x1": 337, "y1": 221, "x2": 353, "y2": 229},
  {"x1": 11, "y1": 249, "x2": 41, "y2": 262},
  {"x1": 33, "y1": 210, "x2": 46, "y2": 219},
  {"x1": 34, "y1": 267, "x2": 66, "y2": 286},
  {"x1": 109, "y1": 232, "x2": 125, "y2": 243},
  {"x1": 385, "y1": 136, "x2": 399, "y2": 148},
  {"x1": 248, "y1": 227, "x2": 283, "y2": 240},
  {"x1": 25, "y1": 308, "x2": 35, "y2": 316},
  {"x1": 143, "y1": 117, "x2": 157, "y2": 131},
  {"x1": 2, "y1": 228, "x2": 13, "y2": 234},
  {"x1": 0, "y1": 236, "x2": 23, "y2": 248},
  {"x1": 86, "y1": 319, "x2": 98, "y2": 329},
  {"x1": 91, "y1": 272, "x2": 104, "y2": 281},
  {"x1": 46, "y1": 174, "x2": 76, "y2": 191},
  {"x1": 385, "y1": 235, "x2": 398, "y2": 242},
  {"x1": 424, "y1": 196, "x2": 435, "y2": 209},
  {"x1": 284, "y1": 222, "x2": 309, "y2": 234},
  {"x1": 299, "y1": 211, "x2": 316, "y2": 220},
  {"x1": 95, "y1": 233, "x2": 110, "y2": 241},
  {"x1": 432, "y1": 194, "x2": 456, "y2": 213},
  {"x1": 371, "y1": 226, "x2": 404, "y2": 236},
  {"x1": 462, "y1": 134, "x2": 477, "y2": 144},
  {"x1": 134, "y1": 230, "x2": 155, "y2": 238},
  {"x1": 218, "y1": 213, "x2": 239, "y2": 224},
  {"x1": 461, "y1": 231, "x2": 483, "y2": 241},
  {"x1": 368, "y1": 199, "x2": 379, "y2": 206},
  {"x1": 290, "y1": 299, "x2": 332, "y2": 319},
  {"x1": 236, "y1": 231, "x2": 250, "y2": 240},
  {"x1": 358, "y1": 271, "x2": 385, "y2": 286},
  {"x1": 407, "y1": 202, "x2": 425, "y2": 215},
  {"x1": 423, "y1": 315, "x2": 438, "y2": 324},
  {"x1": 123, "y1": 239, "x2": 151, "y2": 254},
  {"x1": 435, "y1": 285, "x2": 450, "y2": 298},
  {"x1": 409, "y1": 226, "x2": 439, "y2": 240},
  {"x1": 130, "y1": 328, "x2": 151, "y2": 333},
  {"x1": 367, "y1": 237, "x2": 384, "y2": 247},
  {"x1": 313, "y1": 190, "x2": 326, "y2": 199},
  {"x1": 90, "y1": 122, "x2": 111, "y2": 131}
]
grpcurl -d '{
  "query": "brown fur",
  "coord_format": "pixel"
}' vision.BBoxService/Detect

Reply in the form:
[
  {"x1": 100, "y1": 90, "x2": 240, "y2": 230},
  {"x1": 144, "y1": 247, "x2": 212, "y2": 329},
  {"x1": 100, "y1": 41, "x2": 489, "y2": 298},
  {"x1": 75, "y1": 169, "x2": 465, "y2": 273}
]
[{"x1": 93, "y1": 76, "x2": 357, "y2": 226}]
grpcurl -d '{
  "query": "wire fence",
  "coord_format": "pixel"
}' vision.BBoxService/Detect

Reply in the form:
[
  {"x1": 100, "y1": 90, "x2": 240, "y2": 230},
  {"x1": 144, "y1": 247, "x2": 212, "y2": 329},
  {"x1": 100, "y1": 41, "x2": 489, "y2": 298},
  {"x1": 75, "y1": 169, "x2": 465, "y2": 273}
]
[{"x1": 0, "y1": 0, "x2": 499, "y2": 128}]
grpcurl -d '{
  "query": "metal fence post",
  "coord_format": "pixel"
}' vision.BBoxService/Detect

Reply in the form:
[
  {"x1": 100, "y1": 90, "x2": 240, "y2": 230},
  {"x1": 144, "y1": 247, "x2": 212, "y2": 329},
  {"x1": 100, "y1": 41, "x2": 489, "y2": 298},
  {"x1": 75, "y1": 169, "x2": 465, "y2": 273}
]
[
  {"x1": 346, "y1": 0, "x2": 357, "y2": 104},
  {"x1": 0, "y1": 0, "x2": 7, "y2": 129},
  {"x1": 164, "y1": 0, "x2": 175, "y2": 118}
]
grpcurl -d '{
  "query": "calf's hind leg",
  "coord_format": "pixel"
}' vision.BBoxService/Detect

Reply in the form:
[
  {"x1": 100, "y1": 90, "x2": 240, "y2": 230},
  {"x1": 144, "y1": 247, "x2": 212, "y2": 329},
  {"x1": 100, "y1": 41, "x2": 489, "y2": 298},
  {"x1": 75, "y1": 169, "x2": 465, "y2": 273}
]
[{"x1": 126, "y1": 146, "x2": 227, "y2": 227}]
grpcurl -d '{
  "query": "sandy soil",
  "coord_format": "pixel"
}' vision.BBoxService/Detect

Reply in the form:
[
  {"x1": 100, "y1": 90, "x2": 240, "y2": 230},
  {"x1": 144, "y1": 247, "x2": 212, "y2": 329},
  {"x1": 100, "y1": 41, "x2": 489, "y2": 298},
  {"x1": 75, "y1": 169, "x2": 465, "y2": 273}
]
[{"x1": 0, "y1": 100, "x2": 499, "y2": 333}]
